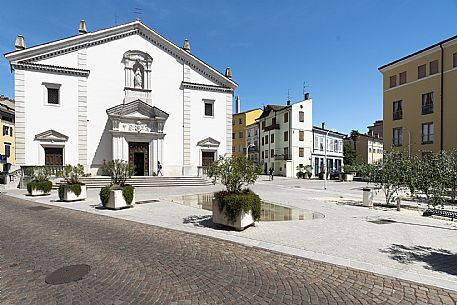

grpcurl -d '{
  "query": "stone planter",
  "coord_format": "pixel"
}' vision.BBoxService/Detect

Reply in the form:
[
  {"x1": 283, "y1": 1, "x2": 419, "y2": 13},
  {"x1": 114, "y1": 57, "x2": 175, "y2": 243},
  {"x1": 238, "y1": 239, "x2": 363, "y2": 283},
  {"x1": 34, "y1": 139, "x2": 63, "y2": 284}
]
[
  {"x1": 344, "y1": 173, "x2": 354, "y2": 182},
  {"x1": 62, "y1": 184, "x2": 87, "y2": 202},
  {"x1": 29, "y1": 189, "x2": 50, "y2": 196},
  {"x1": 105, "y1": 189, "x2": 135, "y2": 210},
  {"x1": 212, "y1": 198, "x2": 254, "y2": 231}
]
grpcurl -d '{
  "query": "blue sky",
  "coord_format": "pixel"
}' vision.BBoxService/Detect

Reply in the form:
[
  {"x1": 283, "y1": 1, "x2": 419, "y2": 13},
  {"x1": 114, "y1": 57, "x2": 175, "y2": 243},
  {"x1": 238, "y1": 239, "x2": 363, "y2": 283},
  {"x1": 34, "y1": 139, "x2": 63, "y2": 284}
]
[{"x1": 1, "y1": 0, "x2": 457, "y2": 134}]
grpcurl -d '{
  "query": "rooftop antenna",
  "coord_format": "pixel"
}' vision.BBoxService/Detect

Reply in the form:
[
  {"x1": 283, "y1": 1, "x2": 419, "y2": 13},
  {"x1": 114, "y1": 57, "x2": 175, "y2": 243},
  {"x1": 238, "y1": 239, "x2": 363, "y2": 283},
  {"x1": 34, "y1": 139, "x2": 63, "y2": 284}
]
[
  {"x1": 133, "y1": 7, "x2": 143, "y2": 20},
  {"x1": 287, "y1": 89, "x2": 292, "y2": 105},
  {"x1": 303, "y1": 81, "x2": 311, "y2": 100}
]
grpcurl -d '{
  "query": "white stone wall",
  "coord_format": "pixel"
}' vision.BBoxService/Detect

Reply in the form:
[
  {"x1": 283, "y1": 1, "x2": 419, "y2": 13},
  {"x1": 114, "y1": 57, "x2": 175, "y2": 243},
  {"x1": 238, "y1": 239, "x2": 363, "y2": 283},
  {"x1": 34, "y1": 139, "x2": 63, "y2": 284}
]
[{"x1": 12, "y1": 32, "x2": 232, "y2": 176}]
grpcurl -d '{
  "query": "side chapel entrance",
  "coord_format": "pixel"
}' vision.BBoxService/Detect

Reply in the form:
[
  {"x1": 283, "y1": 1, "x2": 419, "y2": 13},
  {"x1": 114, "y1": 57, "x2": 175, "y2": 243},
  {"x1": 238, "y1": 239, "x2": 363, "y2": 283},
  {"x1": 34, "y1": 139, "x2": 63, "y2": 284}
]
[{"x1": 129, "y1": 142, "x2": 149, "y2": 176}]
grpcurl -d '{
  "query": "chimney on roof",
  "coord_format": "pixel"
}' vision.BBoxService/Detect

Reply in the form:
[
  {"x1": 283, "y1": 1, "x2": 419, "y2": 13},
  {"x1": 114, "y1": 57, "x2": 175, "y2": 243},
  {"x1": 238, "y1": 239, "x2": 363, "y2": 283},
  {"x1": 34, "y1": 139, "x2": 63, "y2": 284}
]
[
  {"x1": 225, "y1": 67, "x2": 232, "y2": 79},
  {"x1": 286, "y1": 100, "x2": 290, "y2": 106},
  {"x1": 15, "y1": 35, "x2": 26, "y2": 50},
  {"x1": 235, "y1": 96, "x2": 240, "y2": 114},
  {"x1": 79, "y1": 20, "x2": 88, "y2": 34},
  {"x1": 304, "y1": 92, "x2": 310, "y2": 100},
  {"x1": 321, "y1": 122, "x2": 325, "y2": 129},
  {"x1": 183, "y1": 39, "x2": 190, "y2": 52}
]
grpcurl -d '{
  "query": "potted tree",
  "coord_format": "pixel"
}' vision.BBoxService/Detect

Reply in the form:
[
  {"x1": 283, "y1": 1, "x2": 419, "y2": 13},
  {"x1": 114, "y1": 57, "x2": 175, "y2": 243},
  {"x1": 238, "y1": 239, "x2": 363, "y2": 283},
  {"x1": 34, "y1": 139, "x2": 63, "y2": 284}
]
[
  {"x1": 99, "y1": 160, "x2": 135, "y2": 209},
  {"x1": 27, "y1": 167, "x2": 52, "y2": 196},
  {"x1": 304, "y1": 165, "x2": 313, "y2": 179},
  {"x1": 296, "y1": 164, "x2": 305, "y2": 179},
  {"x1": 343, "y1": 165, "x2": 354, "y2": 181},
  {"x1": 58, "y1": 164, "x2": 87, "y2": 202},
  {"x1": 207, "y1": 156, "x2": 262, "y2": 230}
]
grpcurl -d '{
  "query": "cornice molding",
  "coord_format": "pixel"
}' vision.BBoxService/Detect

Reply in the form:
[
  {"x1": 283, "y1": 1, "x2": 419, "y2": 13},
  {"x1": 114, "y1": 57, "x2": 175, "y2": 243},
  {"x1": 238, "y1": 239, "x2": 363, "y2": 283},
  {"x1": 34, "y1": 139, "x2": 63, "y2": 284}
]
[
  {"x1": 181, "y1": 81, "x2": 233, "y2": 93},
  {"x1": 12, "y1": 62, "x2": 90, "y2": 77}
]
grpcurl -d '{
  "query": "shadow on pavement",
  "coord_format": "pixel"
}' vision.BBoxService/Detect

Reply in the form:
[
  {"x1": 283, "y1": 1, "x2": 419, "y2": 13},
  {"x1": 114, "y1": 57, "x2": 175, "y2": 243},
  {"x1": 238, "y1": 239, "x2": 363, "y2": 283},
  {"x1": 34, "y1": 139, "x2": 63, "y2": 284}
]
[
  {"x1": 182, "y1": 215, "x2": 237, "y2": 231},
  {"x1": 381, "y1": 244, "x2": 457, "y2": 276}
]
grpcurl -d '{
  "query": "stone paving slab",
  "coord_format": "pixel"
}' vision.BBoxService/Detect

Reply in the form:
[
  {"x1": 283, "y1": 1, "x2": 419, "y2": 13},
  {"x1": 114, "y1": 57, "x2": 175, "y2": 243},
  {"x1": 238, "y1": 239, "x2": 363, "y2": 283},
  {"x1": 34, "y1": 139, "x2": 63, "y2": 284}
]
[
  {"x1": 1, "y1": 195, "x2": 457, "y2": 304},
  {"x1": 4, "y1": 178, "x2": 457, "y2": 293}
]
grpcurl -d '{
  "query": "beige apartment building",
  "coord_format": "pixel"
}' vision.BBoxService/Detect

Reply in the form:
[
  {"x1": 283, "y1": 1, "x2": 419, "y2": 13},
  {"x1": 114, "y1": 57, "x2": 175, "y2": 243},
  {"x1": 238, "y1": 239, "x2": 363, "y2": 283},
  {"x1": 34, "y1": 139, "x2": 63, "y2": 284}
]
[
  {"x1": 344, "y1": 134, "x2": 383, "y2": 165},
  {"x1": 379, "y1": 35, "x2": 457, "y2": 155}
]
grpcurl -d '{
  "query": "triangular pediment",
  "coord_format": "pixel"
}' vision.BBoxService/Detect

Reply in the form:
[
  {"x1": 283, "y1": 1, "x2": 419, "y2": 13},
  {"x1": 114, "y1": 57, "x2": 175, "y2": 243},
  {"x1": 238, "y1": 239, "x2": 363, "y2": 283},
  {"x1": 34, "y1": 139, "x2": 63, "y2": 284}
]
[
  {"x1": 197, "y1": 137, "x2": 220, "y2": 147},
  {"x1": 34, "y1": 129, "x2": 68, "y2": 142},
  {"x1": 5, "y1": 20, "x2": 237, "y2": 89},
  {"x1": 106, "y1": 100, "x2": 169, "y2": 120}
]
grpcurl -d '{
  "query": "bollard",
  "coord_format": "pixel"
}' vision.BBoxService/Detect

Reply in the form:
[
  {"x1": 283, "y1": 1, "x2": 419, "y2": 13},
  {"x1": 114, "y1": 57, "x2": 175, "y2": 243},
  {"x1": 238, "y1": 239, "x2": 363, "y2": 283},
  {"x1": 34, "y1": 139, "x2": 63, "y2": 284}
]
[
  {"x1": 363, "y1": 188, "x2": 373, "y2": 207},
  {"x1": 396, "y1": 197, "x2": 401, "y2": 211}
]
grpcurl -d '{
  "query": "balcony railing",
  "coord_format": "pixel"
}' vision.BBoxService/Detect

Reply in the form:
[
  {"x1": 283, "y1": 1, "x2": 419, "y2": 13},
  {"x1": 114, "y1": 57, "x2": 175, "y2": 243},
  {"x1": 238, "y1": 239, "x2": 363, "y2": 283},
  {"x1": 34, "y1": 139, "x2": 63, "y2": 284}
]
[
  {"x1": 274, "y1": 154, "x2": 290, "y2": 161},
  {"x1": 392, "y1": 111, "x2": 403, "y2": 120},
  {"x1": 422, "y1": 105, "x2": 433, "y2": 115},
  {"x1": 263, "y1": 123, "x2": 280, "y2": 131}
]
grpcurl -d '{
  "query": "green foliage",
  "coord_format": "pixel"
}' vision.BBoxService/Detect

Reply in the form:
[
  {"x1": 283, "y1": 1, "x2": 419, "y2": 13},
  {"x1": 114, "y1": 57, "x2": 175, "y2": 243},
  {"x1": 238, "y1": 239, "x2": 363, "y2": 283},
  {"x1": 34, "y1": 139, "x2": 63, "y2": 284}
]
[
  {"x1": 60, "y1": 164, "x2": 85, "y2": 184},
  {"x1": 359, "y1": 151, "x2": 407, "y2": 206},
  {"x1": 102, "y1": 159, "x2": 135, "y2": 186},
  {"x1": 30, "y1": 167, "x2": 51, "y2": 181},
  {"x1": 343, "y1": 143, "x2": 357, "y2": 167},
  {"x1": 58, "y1": 184, "x2": 83, "y2": 200},
  {"x1": 214, "y1": 189, "x2": 261, "y2": 223},
  {"x1": 27, "y1": 180, "x2": 52, "y2": 194},
  {"x1": 122, "y1": 185, "x2": 135, "y2": 205},
  {"x1": 99, "y1": 186, "x2": 111, "y2": 206},
  {"x1": 206, "y1": 156, "x2": 261, "y2": 193},
  {"x1": 444, "y1": 150, "x2": 457, "y2": 202},
  {"x1": 350, "y1": 130, "x2": 361, "y2": 138},
  {"x1": 415, "y1": 152, "x2": 449, "y2": 208}
]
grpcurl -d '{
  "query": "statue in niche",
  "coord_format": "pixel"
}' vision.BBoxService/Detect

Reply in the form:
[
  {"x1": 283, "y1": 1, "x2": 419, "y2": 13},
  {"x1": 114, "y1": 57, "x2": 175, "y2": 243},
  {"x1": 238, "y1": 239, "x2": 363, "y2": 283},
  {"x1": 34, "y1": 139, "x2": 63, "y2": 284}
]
[{"x1": 134, "y1": 68, "x2": 143, "y2": 88}]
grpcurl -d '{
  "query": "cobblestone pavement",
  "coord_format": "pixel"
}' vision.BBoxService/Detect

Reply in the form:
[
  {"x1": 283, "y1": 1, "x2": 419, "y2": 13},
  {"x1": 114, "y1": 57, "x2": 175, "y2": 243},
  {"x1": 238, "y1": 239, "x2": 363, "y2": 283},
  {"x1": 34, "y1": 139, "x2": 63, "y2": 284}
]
[{"x1": 1, "y1": 195, "x2": 457, "y2": 305}]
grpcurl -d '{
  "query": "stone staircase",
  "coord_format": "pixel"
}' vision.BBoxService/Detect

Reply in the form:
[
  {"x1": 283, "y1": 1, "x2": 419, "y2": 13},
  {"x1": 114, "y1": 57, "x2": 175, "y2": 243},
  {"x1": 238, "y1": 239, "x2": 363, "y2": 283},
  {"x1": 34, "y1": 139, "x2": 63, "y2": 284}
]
[{"x1": 54, "y1": 176, "x2": 213, "y2": 189}]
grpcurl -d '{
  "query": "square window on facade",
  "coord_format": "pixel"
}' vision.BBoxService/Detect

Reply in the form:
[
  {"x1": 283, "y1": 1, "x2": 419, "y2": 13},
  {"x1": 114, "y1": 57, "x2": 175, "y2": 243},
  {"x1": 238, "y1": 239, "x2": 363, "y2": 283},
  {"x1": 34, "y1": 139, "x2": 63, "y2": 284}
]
[
  {"x1": 270, "y1": 149, "x2": 274, "y2": 158},
  {"x1": 314, "y1": 135, "x2": 319, "y2": 150},
  {"x1": 284, "y1": 112, "x2": 289, "y2": 123},
  {"x1": 271, "y1": 134, "x2": 274, "y2": 143},
  {"x1": 454, "y1": 53, "x2": 457, "y2": 68},
  {"x1": 238, "y1": 131, "x2": 243, "y2": 138},
  {"x1": 422, "y1": 122, "x2": 434, "y2": 144},
  {"x1": 47, "y1": 88, "x2": 59, "y2": 105},
  {"x1": 204, "y1": 101, "x2": 214, "y2": 117},
  {"x1": 265, "y1": 150, "x2": 268, "y2": 159},
  {"x1": 299, "y1": 130, "x2": 304, "y2": 141},
  {"x1": 239, "y1": 118, "x2": 242, "y2": 124},
  {"x1": 422, "y1": 92, "x2": 434, "y2": 115},
  {"x1": 3, "y1": 126, "x2": 8, "y2": 136},
  {"x1": 284, "y1": 147, "x2": 289, "y2": 159},
  {"x1": 232, "y1": 133, "x2": 235, "y2": 139},
  {"x1": 418, "y1": 64, "x2": 426, "y2": 79},
  {"x1": 265, "y1": 135, "x2": 269, "y2": 144},
  {"x1": 393, "y1": 128, "x2": 403, "y2": 146},
  {"x1": 393, "y1": 100, "x2": 403, "y2": 120},
  {"x1": 299, "y1": 111, "x2": 304, "y2": 122},
  {"x1": 284, "y1": 131, "x2": 288, "y2": 141},
  {"x1": 272, "y1": 117, "x2": 276, "y2": 125},
  {"x1": 399, "y1": 71, "x2": 407, "y2": 85},
  {"x1": 261, "y1": 121, "x2": 265, "y2": 129},
  {"x1": 429, "y1": 60, "x2": 439, "y2": 75},
  {"x1": 262, "y1": 137, "x2": 264, "y2": 146},
  {"x1": 299, "y1": 147, "x2": 304, "y2": 157},
  {"x1": 389, "y1": 75, "x2": 397, "y2": 88},
  {"x1": 262, "y1": 151, "x2": 264, "y2": 159}
]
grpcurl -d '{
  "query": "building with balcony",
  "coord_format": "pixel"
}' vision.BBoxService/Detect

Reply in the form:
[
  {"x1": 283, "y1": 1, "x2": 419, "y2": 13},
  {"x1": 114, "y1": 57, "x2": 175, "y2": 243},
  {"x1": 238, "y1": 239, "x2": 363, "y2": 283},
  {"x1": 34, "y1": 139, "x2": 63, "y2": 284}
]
[
  {"x1": 257, "y1": 96, "x2": 312, "y2": 177},
  {"x1": 379, "y1": 34, "x2": 457, "y2": 156},
  {"x1": 311, "y1": 124, "x2": 344, "y2": 177},
  {"x1": 0, "y1": 96, "x2": 15, "y2": 166},
  {"x1": 367, "y1": 120, "x2": 383, "y2": 138},
  {"x1": 246, "y1": 122, "x2": 260, "y2": 163},
  {"x1": 232, "y1": 103, "x2": 262, "y2": 158}
]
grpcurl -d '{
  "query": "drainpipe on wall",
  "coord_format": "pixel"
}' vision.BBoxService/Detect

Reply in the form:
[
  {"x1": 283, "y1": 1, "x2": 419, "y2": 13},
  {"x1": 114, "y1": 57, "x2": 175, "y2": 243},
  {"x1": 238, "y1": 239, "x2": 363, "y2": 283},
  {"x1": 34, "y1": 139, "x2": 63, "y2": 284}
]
[{"x1": 440, "y1": 44, "x2": 444, "y2": 151}]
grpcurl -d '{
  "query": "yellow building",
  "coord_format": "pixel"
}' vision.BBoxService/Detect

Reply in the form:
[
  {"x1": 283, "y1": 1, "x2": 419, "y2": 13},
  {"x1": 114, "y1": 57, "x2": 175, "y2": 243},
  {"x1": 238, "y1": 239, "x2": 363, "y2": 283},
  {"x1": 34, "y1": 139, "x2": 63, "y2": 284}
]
[
  {"x1": 0, "y1": 96, "x2": 15, "y2": 166},
  {"x1": 232, "y1": 108, "x2": 262, "y2": 157},
  {"x1": 379, "y1": 35, "x2": 457, "y2": 156}
]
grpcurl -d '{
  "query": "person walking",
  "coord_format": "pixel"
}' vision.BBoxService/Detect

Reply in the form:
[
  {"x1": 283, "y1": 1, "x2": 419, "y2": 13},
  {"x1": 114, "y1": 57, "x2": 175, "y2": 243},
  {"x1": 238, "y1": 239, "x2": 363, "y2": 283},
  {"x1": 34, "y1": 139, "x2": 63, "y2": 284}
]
[
  {"x1": 157, "y1": 161, "x2": 163, "y2": 176},
  {"x1": 269, "y1": 167, "x2": 274, "y2": 181}
]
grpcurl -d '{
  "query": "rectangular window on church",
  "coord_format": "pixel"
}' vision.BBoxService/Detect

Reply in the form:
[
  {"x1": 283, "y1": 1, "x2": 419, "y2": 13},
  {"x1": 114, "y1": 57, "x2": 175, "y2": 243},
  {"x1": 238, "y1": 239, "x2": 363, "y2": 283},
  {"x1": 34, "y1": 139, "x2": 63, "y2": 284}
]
[
  {"x1": 43, "y1": 82, "x2": 61, "y2": 106},
  {"x1": 204, "y1": 100, "x2": 214, "y2": 117}
]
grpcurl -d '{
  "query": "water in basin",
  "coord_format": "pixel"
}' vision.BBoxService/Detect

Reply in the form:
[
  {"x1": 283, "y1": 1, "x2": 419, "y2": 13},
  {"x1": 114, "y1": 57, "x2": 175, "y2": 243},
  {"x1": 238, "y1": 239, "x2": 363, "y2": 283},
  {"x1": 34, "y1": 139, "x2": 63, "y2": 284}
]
[{"x1": 170, "y1": 193, "x2": 324, "y2": 221}]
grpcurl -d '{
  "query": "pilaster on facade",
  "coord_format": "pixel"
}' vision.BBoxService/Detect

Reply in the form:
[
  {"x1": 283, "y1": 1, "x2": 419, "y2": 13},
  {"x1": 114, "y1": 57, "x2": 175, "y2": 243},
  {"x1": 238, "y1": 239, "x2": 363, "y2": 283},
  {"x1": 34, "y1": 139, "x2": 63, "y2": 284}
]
[
  {"x1": 77, "y1": 48, "x2": 88, "y2": 168},
  {"x1": 226, "y1": 93, "x2": 233, "y2": 157},
  {"x1": 183, "y1": 64, "x2": 192, "y2": 165},
  {"x1": 14, "y1": 70, "x2": 25, "y2": 165}
]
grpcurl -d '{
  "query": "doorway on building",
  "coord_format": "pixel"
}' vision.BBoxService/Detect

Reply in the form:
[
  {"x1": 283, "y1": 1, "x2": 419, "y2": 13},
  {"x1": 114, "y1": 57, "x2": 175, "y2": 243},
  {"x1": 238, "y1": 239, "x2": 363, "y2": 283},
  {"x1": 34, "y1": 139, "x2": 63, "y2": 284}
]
[
  {"x1": 44, "y1": 147, "x2": 63, "y2": 166},
  {"x1": 129, "y1": 142, "x2": 149, "y2": 176},
  {"x1": 201, "y1": 151, "x2": 215, "y2": 167}
]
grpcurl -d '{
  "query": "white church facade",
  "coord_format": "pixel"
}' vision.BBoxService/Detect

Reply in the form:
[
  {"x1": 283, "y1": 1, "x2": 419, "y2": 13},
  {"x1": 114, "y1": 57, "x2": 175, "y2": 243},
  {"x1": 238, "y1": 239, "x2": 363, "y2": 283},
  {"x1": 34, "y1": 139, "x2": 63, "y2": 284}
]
[{"x1": 5, "y1": 20, "x2": 237, "y2": 176}]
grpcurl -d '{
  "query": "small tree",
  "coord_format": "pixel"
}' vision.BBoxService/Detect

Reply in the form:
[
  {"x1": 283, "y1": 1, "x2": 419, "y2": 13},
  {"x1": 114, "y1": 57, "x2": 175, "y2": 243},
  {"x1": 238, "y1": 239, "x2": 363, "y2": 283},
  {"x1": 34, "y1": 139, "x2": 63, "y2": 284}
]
[
  {"x1": 343, "y1": 143, "x2": 357, "y2": 167},
  {"x1": 61, "y1": 164, "x2": 85, "y2": 184},
  {"x1": 360, "y1": 151, "x2": 405, "y2": 206},
  {"x1": 416, "y1": 152, "x2": 449, "y2": 208},
  {"x1": 103, "y1": 160, "x2": 135, "y2": 186},
  {"x1": 445, "y1": 150, "x2": 457, "y2": 202},
  {"x1": 207, "y1": 156, "x2": 261, "y2": 193}
]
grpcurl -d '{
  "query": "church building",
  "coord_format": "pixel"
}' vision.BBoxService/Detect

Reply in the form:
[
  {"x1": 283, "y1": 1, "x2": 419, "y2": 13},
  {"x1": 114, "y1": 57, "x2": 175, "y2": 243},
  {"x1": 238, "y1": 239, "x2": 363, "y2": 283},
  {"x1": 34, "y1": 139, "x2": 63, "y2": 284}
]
[{"x1": 4, "y1": 20, "x2": 237, "y2": 176}]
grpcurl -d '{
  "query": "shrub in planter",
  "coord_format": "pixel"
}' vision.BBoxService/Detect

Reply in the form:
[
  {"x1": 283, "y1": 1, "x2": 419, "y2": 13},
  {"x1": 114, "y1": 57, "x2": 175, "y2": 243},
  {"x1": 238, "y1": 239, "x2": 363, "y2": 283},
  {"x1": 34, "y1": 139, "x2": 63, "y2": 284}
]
[
  {"x1": 27, "y1": 167, "x2": 52, "y2": 196},
  {"x1": 304, "y1": 165, "x2": 313, "y2": 179},
  {"x1": 58, "y1": 164, "x2": 87, "y2": 201},
  {"x1": 207, "y1": 156, "x2": 262, "y2": 230},
  {"x1": 99, "y1": 160, "x2": 135, "y2": 209}
]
